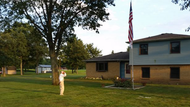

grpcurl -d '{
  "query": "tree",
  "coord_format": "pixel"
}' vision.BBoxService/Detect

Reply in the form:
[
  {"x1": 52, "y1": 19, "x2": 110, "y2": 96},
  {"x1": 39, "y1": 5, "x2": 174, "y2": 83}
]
[
  {"x1": 127, "y1": 46, "x2": 130, "y2": 52},
  {"x1": 0, "y1": 33, "x2": 14, "y2": 77},
  {"x1": 0, "y1": 22, "x2": 47, "y2": 75},
  {"x1": 63, "y1": 38, "x2": 88, "y2": 74},
  {"x1": 111, "y1": 50, "x2": 114, "y2": 54},
  {"x1": 19, "y1": 23, "x2": 48, "y2": 73},
  {"x1": 40, "y1": 58, "x2": 51, "y2": 65},
  {"x1": 60, "y1": 38, "x2": 102, "y2": 73},
  {"x1": 172, "y1": 0, "x2": 190, "y2": 31},
  {"x1": 1, "y1": 25, "x2": 28, "y2": 75},
  {"x1": 1, "y1": 0, "x2": 115, "y2": 85},
  {"x1": 86, "y1": 43, "x2": 102, "y2": 58}
]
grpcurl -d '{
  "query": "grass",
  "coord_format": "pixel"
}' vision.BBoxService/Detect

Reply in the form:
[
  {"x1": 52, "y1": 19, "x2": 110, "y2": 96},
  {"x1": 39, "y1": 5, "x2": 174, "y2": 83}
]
[{"x1": 0, "y1": 70, "x2": 190, "y2": 107}]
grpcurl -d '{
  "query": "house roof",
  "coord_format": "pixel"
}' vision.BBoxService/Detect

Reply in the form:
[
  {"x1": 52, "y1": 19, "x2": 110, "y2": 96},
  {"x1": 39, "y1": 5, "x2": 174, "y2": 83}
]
[
  {"x1": 38, "y1": 65, "x2": 51, "y2": 68},
  {"x1": 132, "y1": 33, "x2": 190, "y2": 43},
  {"x1": 85, "y1": 52, "x2": 129, "y2": 62}
]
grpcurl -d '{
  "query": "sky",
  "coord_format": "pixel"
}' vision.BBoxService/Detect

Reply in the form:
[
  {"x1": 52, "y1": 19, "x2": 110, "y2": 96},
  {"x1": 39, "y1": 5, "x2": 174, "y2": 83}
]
[{"x1": 75, "y1": 0, "x2": 190, "y2": 56}]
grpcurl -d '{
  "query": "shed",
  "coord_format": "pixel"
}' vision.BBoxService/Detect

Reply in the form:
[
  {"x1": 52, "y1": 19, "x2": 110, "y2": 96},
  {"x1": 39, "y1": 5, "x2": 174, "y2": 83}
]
[
  {"x1": 36, "y1": 65, "x2": 52, "y2": 73},
  {"x1": 1, "y1": 66, "x2": 16, "y2": 74},
  {"x1": 7, "y1": 66, "x2": 17, "y2": 74}
]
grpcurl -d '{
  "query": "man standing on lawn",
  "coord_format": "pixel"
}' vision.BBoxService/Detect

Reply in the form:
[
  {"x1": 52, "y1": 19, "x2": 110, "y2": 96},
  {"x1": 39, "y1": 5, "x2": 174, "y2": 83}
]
[{"x1": 59, "y1": 71, "x2": 67, "y2": 95}]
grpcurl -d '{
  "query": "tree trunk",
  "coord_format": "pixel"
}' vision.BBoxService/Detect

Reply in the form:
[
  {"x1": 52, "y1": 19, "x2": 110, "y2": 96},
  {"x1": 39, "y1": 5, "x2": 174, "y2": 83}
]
[
  {"x1": 2, "y1": 66, "x2": 6, "y2": 77},
  {"x1": 72, "y1": 67, "x2": 74, "y2": 74},
  {"x1": 58, "y1": 59, "x2": 61, "y2": 70},
  {"x1": 36, "y1": 59, "x2": 40, "y2": 74},
  {"x1": 36, "y1": 64, "x2": 39, "y2": 75},
  {"x1": 50, "y1": 51, "x2": 59, "y2": 85},
  {"x1": 76, "y1": 66, "x2": 78, "y2": 74},
  {"x1": 20, "y1": 56, "x2": 23, "y2": 75}
]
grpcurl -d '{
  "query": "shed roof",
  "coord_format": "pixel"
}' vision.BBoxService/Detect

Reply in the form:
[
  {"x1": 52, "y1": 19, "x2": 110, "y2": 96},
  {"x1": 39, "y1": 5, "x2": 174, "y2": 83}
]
[
  {"x1": 38, "y1": 65, "x2": 51, "y2": 68},
  {"x1": 131, "y1": 33, "x2": 190, "y2": 43},
  {"x1": 85, "y1": 52, "x2": 129, "y2": 62}
]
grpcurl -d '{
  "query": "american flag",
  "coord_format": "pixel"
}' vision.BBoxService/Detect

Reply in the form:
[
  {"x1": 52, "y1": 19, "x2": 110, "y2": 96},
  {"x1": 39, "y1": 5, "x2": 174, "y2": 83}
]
[{"x1": 128, "y1": 2, "x2": 133, "y2": 48}]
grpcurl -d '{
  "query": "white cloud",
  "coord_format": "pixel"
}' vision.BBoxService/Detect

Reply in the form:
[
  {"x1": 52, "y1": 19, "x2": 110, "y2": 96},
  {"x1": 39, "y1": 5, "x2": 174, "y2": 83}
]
[
  {"x1": 106, "y1": 8, "x2": 118, "y2": 21},
  {"x1": 76, "y1": 0, "x2": 190, "y2": 56},
  {"x1": 100, "y1": 23, "x2": 120, "y2": 31}
]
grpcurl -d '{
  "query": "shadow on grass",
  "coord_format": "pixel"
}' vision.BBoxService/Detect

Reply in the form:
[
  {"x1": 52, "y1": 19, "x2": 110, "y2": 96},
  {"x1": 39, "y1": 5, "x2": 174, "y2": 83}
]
[
  {"x1": 137, "y1": 84, "x2": 190, "y2": 98},
  {"x1": 0, "y1": 74, "x2": 111, "y2": 89},
  {"x1": 1, "y1": 86, "x2": 59, "y2": 95},
  {"x1": 65, "y1": 80, "x2": 105, "y2": 88},
  {"x1": 0, "y1": 76, "x2": 52, "y2": 85}
]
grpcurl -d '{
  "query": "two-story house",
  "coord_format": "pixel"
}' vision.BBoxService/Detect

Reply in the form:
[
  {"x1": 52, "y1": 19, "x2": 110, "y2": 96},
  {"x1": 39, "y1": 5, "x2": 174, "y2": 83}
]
[{"x1": 130, "y1": 33, "x2": 190, "y2": 84}]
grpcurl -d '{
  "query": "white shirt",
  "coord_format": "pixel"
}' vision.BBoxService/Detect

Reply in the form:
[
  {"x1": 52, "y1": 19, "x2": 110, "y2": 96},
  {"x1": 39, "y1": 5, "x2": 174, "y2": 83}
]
[{"x1": 59, "y1": 73, "x2": 67, "y2": 82}]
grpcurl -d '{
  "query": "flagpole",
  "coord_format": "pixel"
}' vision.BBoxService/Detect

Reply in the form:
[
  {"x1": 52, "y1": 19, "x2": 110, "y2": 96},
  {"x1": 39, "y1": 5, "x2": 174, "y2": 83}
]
[
  {"x1": 131, "y1": 0, "x2": 134, "y2": 90},
  {"x1": 129, "y1": 0, "x2": 134, "y2": 90},
  {"x1": 131, "y1": 43, "x2": 134, "y2": 90}
]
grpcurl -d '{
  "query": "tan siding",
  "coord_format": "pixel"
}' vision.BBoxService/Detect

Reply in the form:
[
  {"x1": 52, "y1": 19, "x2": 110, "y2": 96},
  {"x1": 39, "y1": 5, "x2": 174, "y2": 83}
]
[
  {"x1": 86, "y1": 62, "x2": 120, "y2": 79},
  {"x1": 7, "y1": 70, "x2": 16, "y2": 74},
  {"x1": 7, "y1": 66, "x2": 16, "y2": 74},
  {"x1": 133, "y1": 65, "x2": 190, "y2": 84}
]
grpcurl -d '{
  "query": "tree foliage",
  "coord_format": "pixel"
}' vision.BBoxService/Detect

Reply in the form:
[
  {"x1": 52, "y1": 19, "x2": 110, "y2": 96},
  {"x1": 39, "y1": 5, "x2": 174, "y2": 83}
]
[
  {"x1": 20, "y1": 23, "x2": 48, "y2": 70},
  {"x1": 172, "y1": 0, "x2": 190, "y2": 10},
  {"x1": 86, "y1": 43, "x2": 102, "y2": 58},
  {"x1": 111, "y1": 50, "x2": 114, "y2": 54},
  {"x1": 172, "y1": 0, "x2": 190, "y2": 31},
  {"x1": 60, "y1": 38, "x2": 102, "y2": 73},
  {"x1": 0, "y1": 22, "x2": 47, "y2": 75},
  {"x1": 62, "y1": 38, "x2": 87, "y2": 73},
  {"x1": 0, "y1": 0, "x2": 115, "y2": 85},
  {"x1": 0, "y1": 33, "x2": 15, "y2": 67}
]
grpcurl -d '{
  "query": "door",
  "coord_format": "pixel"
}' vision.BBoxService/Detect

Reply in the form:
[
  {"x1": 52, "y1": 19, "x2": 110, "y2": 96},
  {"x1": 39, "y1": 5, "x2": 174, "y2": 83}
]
[
  {"x1": 125, "y1": 63, "x2": 131, "y2": 79},
  {"x1": 120, "y1": 62, "x2": 125, "y2": 78}
]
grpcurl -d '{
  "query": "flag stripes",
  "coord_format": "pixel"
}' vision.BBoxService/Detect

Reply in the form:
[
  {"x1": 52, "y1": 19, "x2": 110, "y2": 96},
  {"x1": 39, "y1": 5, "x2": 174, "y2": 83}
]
[{"x1": 128, "y1": 2, "x2": 133, "y2": 47}]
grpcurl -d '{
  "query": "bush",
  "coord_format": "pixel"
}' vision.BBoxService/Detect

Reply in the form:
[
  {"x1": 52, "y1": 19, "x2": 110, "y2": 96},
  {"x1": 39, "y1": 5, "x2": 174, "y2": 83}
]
[{"x1": 113, "y1": 79, "x2": 132, "y2": 87}]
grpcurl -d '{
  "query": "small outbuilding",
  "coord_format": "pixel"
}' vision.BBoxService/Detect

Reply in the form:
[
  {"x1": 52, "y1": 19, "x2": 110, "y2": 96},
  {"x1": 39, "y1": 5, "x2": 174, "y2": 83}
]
[
  {"x1": 1, "y1": 66, "x2": 17, "y2": 74},
  {"x1": 36, "y1": 65, "x2": 52, "y2": 73},
  {"x1": 7, "y1": 66, "x2": 17, "y2": 74}
]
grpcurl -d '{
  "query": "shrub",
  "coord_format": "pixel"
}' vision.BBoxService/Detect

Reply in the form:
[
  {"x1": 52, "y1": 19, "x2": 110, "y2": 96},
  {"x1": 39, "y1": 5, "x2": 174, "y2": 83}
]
[{"x1": 113, "y1": 79, "x2": 132, "y2": 87}]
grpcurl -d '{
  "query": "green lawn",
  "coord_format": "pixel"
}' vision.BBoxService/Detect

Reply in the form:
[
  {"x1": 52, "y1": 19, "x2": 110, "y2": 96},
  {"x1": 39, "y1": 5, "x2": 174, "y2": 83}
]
[{"x1": 0, "y1": 70, "x2": 190, "y2": 107}]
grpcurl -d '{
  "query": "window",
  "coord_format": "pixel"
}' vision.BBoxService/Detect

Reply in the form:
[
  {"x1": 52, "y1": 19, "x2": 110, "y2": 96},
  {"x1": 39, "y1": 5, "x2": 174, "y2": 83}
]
[
  {"x1": 96, "y1": 62, "x2": 108, "y2": 71},
  {"x1": 126, "y1": 64, "x2": 130, "y2": 74},
  {"x1": 170, "y1": 67, "x2": 180, "y2": 79},
  {"x1": 142, "y1": 67, "x2": 150, "y2": 78},
  {"x1": 140, "y1": 44, "x2": 148, "y2": 55},
  {"x1": 170, "y1": 41, "x2": 180, "y2": 53}
]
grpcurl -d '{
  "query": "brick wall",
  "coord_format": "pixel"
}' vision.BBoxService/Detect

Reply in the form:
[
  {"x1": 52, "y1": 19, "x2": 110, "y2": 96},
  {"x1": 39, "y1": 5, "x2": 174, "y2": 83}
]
[
  {"x1": 86, "y1": 62, "x2": 120, "y2": 79},
  {"x1": 133, "y1": 65, "x2": 190, "y2": 85}
]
